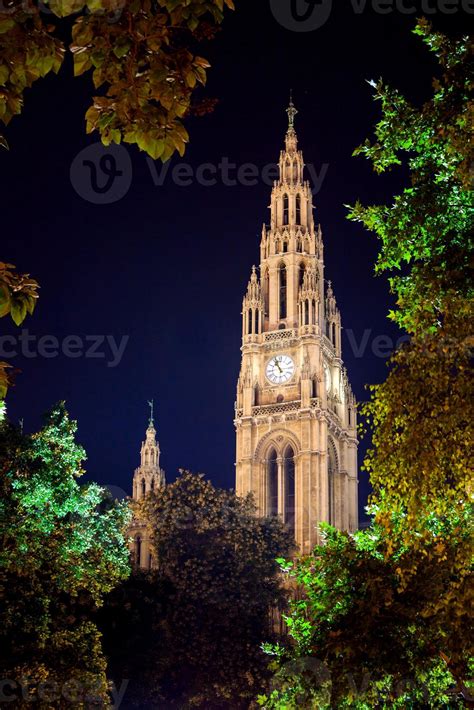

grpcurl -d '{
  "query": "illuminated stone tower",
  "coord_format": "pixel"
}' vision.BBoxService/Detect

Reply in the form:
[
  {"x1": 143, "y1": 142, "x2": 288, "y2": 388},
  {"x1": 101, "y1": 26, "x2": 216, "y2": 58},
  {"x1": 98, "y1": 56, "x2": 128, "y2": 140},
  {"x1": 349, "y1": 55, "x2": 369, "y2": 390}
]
[
  {"x1": 129, "y1": 401, "x2": 165, "y2": 569},
  {"x1": 234, "y1": 98, "x2": 358, "y2": 554}
]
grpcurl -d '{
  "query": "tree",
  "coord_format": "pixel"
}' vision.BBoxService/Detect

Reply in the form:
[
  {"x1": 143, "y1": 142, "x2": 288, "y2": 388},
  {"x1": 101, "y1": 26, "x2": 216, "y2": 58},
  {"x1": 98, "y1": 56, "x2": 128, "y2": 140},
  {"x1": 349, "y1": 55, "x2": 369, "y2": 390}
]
[
  {"x1": 0, "y1": 0, "x2": 234, "y2": 159},
  {"x1": 0, "y1": 262, "x2": 39, "y2": 413},
  {"x1": 258, "y1": 514, "x2": 472, "y2": 709},
  {"x1": 0, "y1": 403, "x2": 131, "y2": 707},
  {"x1": 100, "y1": 470, "x2": 295, "y2": 708},
  {"x1": 346, "y1": 19, "x2": 473, "y2": 538},
  {"x1": 258, "y1": 21, "x2": 473, "y2": 709}
]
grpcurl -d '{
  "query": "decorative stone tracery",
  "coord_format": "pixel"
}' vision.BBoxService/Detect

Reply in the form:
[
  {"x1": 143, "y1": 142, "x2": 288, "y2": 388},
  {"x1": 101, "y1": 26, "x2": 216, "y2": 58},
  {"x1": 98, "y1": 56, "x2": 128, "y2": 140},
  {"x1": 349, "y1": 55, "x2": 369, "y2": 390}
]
[{"x1": 235, "y1": 99, "x2": 359, "y2": 553}]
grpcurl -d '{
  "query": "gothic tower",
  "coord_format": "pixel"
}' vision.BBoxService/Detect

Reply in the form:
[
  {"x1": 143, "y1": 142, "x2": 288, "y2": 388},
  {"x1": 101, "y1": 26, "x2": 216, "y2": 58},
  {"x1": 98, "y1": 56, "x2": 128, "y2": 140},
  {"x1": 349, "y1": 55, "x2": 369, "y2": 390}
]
[
  {"x1": 234, "y1": 99, "x2": 358, "y2": 554},
  {"x1": 129, "y1": 402, "x2": 166, "y2": 569}
]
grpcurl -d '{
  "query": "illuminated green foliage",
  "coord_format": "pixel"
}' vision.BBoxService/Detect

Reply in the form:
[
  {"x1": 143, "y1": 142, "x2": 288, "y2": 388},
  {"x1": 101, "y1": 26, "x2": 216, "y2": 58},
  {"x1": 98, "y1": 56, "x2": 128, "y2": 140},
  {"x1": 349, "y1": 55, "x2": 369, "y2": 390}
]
[
  {"x1": 0, "y1": 0, "x2": 234, "y2": 158},
  {"x1": 348, "y1": 19, "x2": 473, "y2": 336},
  {"x1": 258, "y1": 513, "x2": 472, "y2": 709},
  {"x1": 0, "y1": 403, "x2": 131, "y2": 706},
  {"x1": 101, "y1": 470, "x2": 295, "y2": 707},
  {"x1": 348, "y1": 20, "x2": 473, "y2": 531}
]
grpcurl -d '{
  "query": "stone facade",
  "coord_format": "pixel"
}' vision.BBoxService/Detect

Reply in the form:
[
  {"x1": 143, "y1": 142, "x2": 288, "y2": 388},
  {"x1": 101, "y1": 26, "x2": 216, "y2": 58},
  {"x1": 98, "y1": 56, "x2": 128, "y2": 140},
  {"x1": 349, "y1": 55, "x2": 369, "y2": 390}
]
[
  {"x1": 128, "y1": 413, "x2": 166, "y2": 569},
  {"x1": 234, "y1": 100, "x2": 358, "y2": 554}
]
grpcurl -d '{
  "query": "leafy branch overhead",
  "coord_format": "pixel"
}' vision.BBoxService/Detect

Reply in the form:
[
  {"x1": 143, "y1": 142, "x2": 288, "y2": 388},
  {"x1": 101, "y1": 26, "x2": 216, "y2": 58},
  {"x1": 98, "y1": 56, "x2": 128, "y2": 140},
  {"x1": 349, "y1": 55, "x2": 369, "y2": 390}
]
[
  {"x1": 348, "y1": 19, "x2": 473, "y2": 335},
  {"x1": 0, "y1": 0, "x2": 235, "y2": 159},
  {"x1": 0, "y1": 262, "x2": 39, "y2": 401}
]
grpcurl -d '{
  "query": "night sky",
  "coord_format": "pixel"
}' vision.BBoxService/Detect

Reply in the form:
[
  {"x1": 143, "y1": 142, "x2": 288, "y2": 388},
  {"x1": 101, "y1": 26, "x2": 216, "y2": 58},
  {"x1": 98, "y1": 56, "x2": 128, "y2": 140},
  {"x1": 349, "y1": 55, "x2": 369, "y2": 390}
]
[{"x1": 1, "y1": 2, "x2": 469, "y2": 520}]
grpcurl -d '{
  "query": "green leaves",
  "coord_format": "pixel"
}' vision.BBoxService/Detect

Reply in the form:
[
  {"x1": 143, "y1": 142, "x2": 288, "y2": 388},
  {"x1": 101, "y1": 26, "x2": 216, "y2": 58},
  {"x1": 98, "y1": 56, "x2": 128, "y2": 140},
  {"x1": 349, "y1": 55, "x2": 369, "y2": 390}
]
[
  {"x1": 347, "y1": 20, "x2": 473, "y2": 335},
  {"x1": 262, "y1": 511, "x2": 472, "y2": 709},
  {"x1": 0, "y1": 0, "x2": 234, "y2": 158},
  {"x1": 0, "y1": 404, "x2": 131, "y2": 702},
  {"x1": 0, "y1": 263, "x2": 39, "y2": 326}
]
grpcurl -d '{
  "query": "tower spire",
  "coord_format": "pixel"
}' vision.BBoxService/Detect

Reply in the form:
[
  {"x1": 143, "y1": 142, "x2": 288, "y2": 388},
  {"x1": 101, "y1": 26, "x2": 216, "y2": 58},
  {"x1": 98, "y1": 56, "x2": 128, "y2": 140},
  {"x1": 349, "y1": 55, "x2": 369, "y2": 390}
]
[
  {"x1": 286, "y1": 90, "x2": 298, "y2": 131},
  {"x1": 147, "y1": 399, "x2": 154, "y2": 426}
]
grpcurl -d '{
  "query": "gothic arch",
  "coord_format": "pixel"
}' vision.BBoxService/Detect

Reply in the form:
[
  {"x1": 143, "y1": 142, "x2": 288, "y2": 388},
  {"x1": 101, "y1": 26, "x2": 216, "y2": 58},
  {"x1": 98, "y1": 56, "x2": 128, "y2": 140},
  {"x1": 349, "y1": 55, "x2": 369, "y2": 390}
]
[
  {"x1": 279, "y1": 262, "x2": 288, "y2": 320},
  {"x1": 283, "y1": 445, "x2": 296, "y2": 534},
  {"x1": 327, "y1": 436, "x2": 339, "y2": 526},
  {"x1": 296, "y1": 194, "x2": 302, "y2": 225},
  {"x1": 267, "y1": 448, "x2": 278, "y2": 516},
  {"x1": 255, "y1": 428, "x2": 301, "y2": 462},
  {"x1": 134, "y1": 535, "x2": 142, "y2": 567},
  {"x1": 328, "y1": 436, "x2": 339, "y2": 470},
  {"x1": 283, "y1": 194, "x2": 289, "y2": 225},
  {"x1": 298, "y1": 262, "x2": 306, "y2": 289}
]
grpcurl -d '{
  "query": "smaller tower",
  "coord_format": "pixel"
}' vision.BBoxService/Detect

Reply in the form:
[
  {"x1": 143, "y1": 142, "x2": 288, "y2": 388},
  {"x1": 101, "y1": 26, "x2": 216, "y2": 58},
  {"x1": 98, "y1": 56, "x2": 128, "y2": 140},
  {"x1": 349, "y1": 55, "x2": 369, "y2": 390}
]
[
  {"x1": 129, "y1": 401, "x2": 166, "y2": 570},
  {"x1": 132, "y1": 401, "x2": 165, "y2": 501}
]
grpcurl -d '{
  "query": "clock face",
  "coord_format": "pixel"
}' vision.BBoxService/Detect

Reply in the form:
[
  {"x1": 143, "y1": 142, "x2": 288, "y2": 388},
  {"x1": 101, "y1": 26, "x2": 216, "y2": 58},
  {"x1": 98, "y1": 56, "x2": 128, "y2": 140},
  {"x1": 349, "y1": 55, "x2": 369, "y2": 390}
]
[{"x1": 266, "y1": 355, "x2": 295, "y2": 385}]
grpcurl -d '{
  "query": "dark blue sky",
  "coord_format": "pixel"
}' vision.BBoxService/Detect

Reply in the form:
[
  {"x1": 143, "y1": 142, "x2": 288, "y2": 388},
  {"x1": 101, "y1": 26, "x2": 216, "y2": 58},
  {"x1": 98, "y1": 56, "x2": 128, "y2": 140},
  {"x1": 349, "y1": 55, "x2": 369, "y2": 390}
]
[{"x1": 1, "y1": 2, "x2": 467, "y2": 519}]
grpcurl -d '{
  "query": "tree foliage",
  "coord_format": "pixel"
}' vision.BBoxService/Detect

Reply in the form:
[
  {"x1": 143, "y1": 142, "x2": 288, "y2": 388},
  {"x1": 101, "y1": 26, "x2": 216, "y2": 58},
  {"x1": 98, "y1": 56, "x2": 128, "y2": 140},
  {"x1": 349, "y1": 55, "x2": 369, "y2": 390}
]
[
  {"x1": 0, "y1": 0, "x2": 234, "y2": 158},
  {"x1": 347, "y1": 20, "x2": 473, "y2": 532},
  {"x1": 0, "y1": 262, "x2": 39, "y2": 408},
  {"x1": 0, "y1": 403, "x2": 131, "y2": 706},
  {"x1": 348, "y1": 19, "x2": 473, "y2": 336},
  {"x1": 259, "y1": 516, "x2": 472, "y2": 709},
  {"x1": 100, "y1": 470, "x2": 295, "y2": 708}
]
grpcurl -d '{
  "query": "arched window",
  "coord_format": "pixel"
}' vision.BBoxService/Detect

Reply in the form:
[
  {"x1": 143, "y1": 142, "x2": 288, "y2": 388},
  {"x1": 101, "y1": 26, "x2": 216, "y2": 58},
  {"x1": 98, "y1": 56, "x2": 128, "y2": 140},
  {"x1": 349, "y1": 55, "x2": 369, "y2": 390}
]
[
  {"x1": 284, "y1": 447, "x2": 295, "y2": 535},
  {"x1": 296, "y1": 195, "x2": 301, "y2": 225},
  {"x1": 267, "y1": 449, "x2": 278, "y2": 516},
  {"x1": 312, "y1": 300, "x2": 316, "y2": 325},
  {"x1": 264, "y1": 270, "x2": 269, "y2": 314},
  {"x1": 151, "y1": 478, "x2": 155, "y2": 492},
  {"x1": 279, "y1": 264, "x2": 287, "y2": 320},
  {"x1": 283, "y1": 241, "x2": 288, "y2": 253},
  {"x1": 299, "y1": 263, "x2": 306, "y2": 290},
  {"x1": 332, "y1": 322, "x2": 336, "y2": 346},
  {"x1": 328, "y1": 441, "x2": 337, "y2": 526},
  {"x1": 135, "y1": 535, "x2": 142, "y2": 567},
  {"x1": 283, "y1": 195, "x2": 289, "y2": 225},
  {"x1": 248, "y1": 309, "x2": 253, "y2": 335},
  {"x1": 304, "y1": 301, "x2": 309, "y2": 325},
  {"x1": 141, "y1": 478, "x2": 146, "y2": 496}
]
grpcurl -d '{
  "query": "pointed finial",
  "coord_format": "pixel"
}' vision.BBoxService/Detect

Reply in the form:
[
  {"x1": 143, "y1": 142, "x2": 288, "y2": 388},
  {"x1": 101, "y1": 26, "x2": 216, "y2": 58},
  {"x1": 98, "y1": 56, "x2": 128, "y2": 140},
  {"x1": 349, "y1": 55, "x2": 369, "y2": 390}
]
[
  {"x1": 286, "y1": 90, "x2": 298, "y2": 130},
  {"x1": 147, "y1": 399, "x2": 154, "y2": 426}
]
